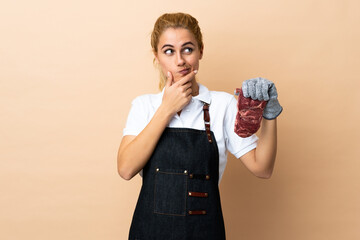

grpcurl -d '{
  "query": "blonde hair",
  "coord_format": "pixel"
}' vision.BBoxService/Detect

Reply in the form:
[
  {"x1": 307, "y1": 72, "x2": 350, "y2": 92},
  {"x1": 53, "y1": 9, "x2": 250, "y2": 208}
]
[{"x1": 151, "y1": 13, "x2": 204, "y2": 90}]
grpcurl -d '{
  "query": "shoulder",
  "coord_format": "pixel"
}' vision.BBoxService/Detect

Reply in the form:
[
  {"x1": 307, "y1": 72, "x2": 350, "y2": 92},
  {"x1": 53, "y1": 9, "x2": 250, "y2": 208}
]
[
  {"x1": 130, "y1": 92, "x2": 162, "y2": 107},
  {"x1": 131, "y1": 92, "x2": 159, "y2": 102}
]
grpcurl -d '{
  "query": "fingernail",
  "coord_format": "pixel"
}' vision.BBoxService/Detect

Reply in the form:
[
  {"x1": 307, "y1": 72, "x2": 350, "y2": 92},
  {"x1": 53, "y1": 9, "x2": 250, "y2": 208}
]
[
  {"x1": 167, "y1": 71, "x2": 170, "y2": 77},
  {"x1": 194, "y1": 70, "x2": 198, "y2": 74}
]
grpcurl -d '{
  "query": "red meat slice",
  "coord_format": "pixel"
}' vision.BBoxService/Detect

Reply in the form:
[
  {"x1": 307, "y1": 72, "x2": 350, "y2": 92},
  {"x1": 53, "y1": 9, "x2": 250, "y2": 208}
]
[{"x1": 234, "y1": 88, "x2": 267, "y2": 138}]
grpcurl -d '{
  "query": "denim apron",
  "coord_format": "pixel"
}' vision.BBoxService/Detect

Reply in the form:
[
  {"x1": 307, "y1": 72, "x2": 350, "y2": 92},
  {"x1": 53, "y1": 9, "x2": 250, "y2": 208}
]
[{"x1": 128, "y1": 102, "x2": 226, "y2": 240}]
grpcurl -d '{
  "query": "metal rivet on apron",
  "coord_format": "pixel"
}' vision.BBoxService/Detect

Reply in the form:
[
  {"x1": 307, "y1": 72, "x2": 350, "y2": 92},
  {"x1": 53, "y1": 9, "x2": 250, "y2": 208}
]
[
  {"x1": 206, "y1": 175, "x2": 210, "y2": 180},
  {"x1": 188, "y1": 210, "x2": 207, "y2": 215},
  {"x1": 188, "y1": 191, "x2": 208, "y2": 197},
  {"x1": 156, "y1": 168, "x2": 159, "y2": 172},
  {"x1": 184, "y1": 170, "x2": 187, "y2": 174},
  {"x1": 189, "y1": 173, "x2": 193, "y2": 178}
]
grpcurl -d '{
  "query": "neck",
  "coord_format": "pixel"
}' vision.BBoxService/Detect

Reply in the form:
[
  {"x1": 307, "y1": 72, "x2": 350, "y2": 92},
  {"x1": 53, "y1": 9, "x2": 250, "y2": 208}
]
[{"x1": 191, "y1": 79, "x2": 199, "y2": 96}]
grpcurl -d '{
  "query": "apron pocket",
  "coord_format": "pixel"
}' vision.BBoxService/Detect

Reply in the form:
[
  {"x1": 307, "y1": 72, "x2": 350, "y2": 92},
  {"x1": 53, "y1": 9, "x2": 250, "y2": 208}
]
[{"x1": 154, "y1": 168, "x2": 187, "y2": 216}]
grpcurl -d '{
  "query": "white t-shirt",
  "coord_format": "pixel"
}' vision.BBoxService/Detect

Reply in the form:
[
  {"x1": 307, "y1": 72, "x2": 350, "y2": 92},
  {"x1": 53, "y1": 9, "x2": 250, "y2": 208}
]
[{"x1": 123, "y1": 82, "x2": 258, "y2": 184}]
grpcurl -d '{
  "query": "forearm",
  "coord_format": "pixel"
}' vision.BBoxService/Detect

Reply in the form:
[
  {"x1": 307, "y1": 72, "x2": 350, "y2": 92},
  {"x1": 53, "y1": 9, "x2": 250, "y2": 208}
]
[
  {"x1": 255, "y1": 118, "x2": 277, "y2": 178},
  {"x1": 118, "y1": 105, "x2": 173, "y2": 180}
]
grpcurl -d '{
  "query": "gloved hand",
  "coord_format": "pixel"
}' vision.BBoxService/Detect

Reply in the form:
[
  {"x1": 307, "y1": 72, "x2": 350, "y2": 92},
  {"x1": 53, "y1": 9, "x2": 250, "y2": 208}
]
[{"x1": 241, "y1": 77, "x2": 283, "y2": 120}]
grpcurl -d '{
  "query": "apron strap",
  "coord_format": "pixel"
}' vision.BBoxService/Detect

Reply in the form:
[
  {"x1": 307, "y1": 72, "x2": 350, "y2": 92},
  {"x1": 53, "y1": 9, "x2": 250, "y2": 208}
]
[{"x1": 203, "y1": 102, "x2": 213, "y2": 143}]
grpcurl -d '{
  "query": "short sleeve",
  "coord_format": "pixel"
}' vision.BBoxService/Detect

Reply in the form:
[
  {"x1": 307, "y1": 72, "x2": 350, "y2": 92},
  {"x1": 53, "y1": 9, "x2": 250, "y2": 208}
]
[
  {"x1": 224, "y1": 95, "x2": 258, "y2": 158},
  {"x1": 122, "y1": 96, "x2": 148, "y2": 137}
]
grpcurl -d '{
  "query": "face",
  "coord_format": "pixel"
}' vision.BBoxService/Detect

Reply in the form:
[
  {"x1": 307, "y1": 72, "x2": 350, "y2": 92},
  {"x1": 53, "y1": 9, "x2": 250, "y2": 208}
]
[{"x1": 154, "y1": 27, "x2": 203, "y2": 83}]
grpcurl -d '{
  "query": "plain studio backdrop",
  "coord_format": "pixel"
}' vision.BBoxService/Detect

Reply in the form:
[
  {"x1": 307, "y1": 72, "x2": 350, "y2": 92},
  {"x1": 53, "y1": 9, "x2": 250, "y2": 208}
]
[{"x1": 1, "y1": 0, "x2": 359, "y2": 239}]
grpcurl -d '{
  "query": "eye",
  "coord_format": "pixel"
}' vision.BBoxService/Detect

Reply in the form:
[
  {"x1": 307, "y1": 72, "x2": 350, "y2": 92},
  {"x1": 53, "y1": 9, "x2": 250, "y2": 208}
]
[
  {"x1": 164, "y1": 49, "x2": 173, "y2": 55},
  {"x1": 183, "y1": 47, "x2": 193, "y2": 54}
]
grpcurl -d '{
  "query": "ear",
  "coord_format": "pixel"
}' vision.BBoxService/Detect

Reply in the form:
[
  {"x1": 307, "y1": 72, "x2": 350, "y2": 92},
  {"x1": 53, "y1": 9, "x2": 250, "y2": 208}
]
[
  {"x1": 153, "y1": 50, "x2": 159, "y2": 64},
  {"x1": 199, "y1": 47, "x2": 204, "y2": 60}
]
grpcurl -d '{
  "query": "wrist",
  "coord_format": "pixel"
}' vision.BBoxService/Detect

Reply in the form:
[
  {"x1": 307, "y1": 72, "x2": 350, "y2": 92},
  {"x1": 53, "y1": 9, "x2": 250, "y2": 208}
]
[{"x1": 158, "y1": 104, "x2": 175, "y2": 121}]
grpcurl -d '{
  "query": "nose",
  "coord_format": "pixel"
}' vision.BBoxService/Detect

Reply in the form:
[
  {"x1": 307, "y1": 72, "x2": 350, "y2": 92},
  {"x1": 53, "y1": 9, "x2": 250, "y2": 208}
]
[{"x1": 176, "y1": 52, "x2": 185, "y2": 66}]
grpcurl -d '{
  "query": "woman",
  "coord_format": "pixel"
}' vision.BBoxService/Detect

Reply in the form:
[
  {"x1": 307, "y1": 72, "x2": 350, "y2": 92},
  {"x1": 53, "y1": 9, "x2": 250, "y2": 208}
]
[{"x1": 117, "y1": 12, "x2": 282, "y2": 240}]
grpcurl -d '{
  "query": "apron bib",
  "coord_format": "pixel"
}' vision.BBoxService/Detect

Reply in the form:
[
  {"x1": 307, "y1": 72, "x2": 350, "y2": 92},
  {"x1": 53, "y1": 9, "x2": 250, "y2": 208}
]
[{"x1": 128, "y1": 103, "x2": 226, "y2": 240}]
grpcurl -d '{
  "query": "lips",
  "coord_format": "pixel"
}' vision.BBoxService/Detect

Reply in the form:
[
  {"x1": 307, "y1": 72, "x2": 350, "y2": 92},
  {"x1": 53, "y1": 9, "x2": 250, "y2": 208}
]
[{"x1": 179, "y1": 68, "x2": 190, "y2": 75}]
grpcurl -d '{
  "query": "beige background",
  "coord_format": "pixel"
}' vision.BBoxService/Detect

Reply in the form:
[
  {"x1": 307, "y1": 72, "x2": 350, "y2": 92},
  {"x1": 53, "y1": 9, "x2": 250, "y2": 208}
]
[{"x1": 1, "y1": 0, "x2": 359, "y2": 239}]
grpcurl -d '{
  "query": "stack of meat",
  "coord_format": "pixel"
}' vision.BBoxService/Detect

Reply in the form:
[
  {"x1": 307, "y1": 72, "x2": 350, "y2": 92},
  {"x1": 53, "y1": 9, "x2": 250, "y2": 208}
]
[{"x1": 234, "y1": 88, "x2": 267, "y2": 138}]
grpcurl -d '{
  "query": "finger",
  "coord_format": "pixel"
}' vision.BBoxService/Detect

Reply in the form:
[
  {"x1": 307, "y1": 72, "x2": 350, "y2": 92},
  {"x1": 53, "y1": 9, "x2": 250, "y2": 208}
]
[
  {"x1": 262, "y1": 78, "x2": 273, "y2": 101},
  {"x1": 177, "y1": 69, "x2": 197, "y2": 86},
  {"x1": 268, "y1": 82, "x2": 277, "y2": 100},
  {"x1": 242, "y1": 80, "x2": 249, "y2": 97},
  {"x1": 248, "y1": 78, "x2": 257, "y2": 99},
  {"x1": 166, "y1": 71, "x2": 174, "y2": 87},
  {"x1": 182, "y1": 69, "x2": 197, "y2": 84},
  {"x1": 262, "y1": 81, "x2": 270, "y2": 101},
  {"x1": 181, "y1": 81, "x2": 192, "y2": 94},
  {"x1": 184, "y1": 80, "x2": 192, "y2": 88},
  {"x1": 186, "y1": 86, "x2": 193, "y2": 96},
  {"x1": 255, "y1": 80, "x2": 264, "y2": 100}
]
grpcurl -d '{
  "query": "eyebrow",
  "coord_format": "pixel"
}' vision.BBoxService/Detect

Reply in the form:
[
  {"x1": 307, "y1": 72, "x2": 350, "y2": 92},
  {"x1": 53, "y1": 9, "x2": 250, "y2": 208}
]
[{"x1": 161, "y1": 41, "x2": 195, "y2": 50}]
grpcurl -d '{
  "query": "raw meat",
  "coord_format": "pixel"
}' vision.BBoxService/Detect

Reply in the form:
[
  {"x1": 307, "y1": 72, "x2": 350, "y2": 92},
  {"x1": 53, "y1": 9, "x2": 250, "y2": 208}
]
[{"x1": 234, "y1": 88, "x2": 267, "y2": 138}]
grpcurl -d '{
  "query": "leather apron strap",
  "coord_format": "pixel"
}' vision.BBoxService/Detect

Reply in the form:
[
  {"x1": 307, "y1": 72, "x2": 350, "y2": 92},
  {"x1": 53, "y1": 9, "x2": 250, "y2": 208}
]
[{"x1": 203, "y1": 102, "x2": 213, "y2": 143}]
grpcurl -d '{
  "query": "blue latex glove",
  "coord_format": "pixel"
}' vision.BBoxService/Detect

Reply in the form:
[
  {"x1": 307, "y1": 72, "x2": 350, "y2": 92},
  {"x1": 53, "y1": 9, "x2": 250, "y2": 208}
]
[{"x1": 241, "y1": 77, "x2": 283, "y2": 120}]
